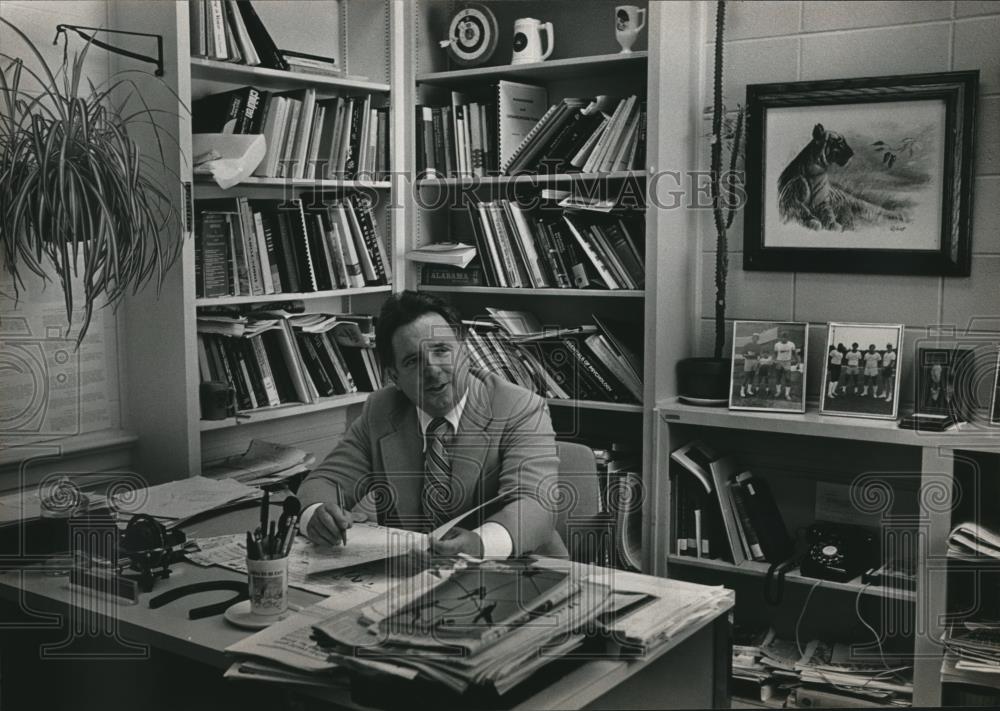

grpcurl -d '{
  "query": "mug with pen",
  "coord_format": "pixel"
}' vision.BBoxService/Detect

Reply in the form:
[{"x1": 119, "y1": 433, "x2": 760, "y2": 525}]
[{"x1": 245, "y1": 493, "x2": 300, "y2": 617}]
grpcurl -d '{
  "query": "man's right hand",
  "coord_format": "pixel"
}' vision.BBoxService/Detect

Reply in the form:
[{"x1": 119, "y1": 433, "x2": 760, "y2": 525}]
[{"x1": 306, "y1": 502, "x2": 352, "y2": 546}]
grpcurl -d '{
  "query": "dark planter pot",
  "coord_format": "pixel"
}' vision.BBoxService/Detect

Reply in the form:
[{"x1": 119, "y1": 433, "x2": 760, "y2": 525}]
[{"x1": 677, "y1": 357, "x2": 731, "y2": 406}]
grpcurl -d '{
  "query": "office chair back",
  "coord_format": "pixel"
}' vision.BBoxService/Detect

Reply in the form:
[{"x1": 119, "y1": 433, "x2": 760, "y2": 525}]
[{"x1": 553, "y1": 441, "x2": 611, "y2": 563}]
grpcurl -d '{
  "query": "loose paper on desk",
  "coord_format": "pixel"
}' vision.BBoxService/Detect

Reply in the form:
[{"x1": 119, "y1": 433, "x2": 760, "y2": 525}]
[
  {"x1": 305, "y1": 523, "x2": 426, "y2": 574},
  {"x1": 226, "y1": 595, "x2": 418, "y2": 680},
  {"x1": 188, "y1": 531, "x2": 392, "y2": 601},
  {"x1": 113, "y1": 476, "x2": 258, "y2": 523}
]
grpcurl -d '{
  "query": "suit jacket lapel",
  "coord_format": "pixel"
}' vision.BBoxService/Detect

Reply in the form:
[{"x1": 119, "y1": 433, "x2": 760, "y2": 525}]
[
  {"x1": 448, "y1": 375, "x2": 493, "y2": 512},
  {"x1": 378, "y1": 397, "x2": 424, "y2": 520}
]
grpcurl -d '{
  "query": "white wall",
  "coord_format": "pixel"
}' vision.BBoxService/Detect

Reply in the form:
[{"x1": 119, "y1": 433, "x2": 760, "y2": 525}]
[
  {"x1": 695, "y1": 0, "x2": 1000, "y2": 404},
  {"x1": 0, "y1": 2, "x2": 124, "y2": 472}
]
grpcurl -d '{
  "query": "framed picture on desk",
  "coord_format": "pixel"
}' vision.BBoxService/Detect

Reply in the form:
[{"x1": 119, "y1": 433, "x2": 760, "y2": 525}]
[{"x1": 820, "y1": 322, "x2": 903, "y2": 420}]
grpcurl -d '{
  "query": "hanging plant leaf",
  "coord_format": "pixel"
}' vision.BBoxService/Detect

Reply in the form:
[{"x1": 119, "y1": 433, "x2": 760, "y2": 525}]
[{"x1": 0, "y1": 17, "x2": 184, "y2": 345}]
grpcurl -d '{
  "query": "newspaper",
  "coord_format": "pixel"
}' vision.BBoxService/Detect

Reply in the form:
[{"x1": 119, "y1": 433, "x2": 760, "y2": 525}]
[{"x1": 187, "y1": 532, "x2": 391, "y2": 601}]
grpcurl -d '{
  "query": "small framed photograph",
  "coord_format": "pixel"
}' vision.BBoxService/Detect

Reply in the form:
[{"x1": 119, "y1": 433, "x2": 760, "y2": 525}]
[
  {"x1": 913, "y1": 347, "x2": 973, "y2": 419},
  {"x1": 821, "y1": 323, "x2": 904, "y2": 420},
  {"x1": 743, "y1": 71, "x2": 978, "y2": 276},
  {"x1": 729, "y1": 321, "x2": 808, "y2": 413},
  {"x1": 991, "y1": 349, "x2": 1000, "y2": 427}
]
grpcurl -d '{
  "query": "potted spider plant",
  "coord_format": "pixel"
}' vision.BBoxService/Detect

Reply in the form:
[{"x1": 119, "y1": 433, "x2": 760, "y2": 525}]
[
  {"x1": 677, "y1": 0, "x2": 744, "y2": 405},
  {"x1": 0, "y1": 18, "x2": 183, "y2": 345}
]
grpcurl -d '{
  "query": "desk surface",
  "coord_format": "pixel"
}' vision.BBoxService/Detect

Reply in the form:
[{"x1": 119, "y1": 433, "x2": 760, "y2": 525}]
[{"x1": 0, "y1": 507, "x2": 733, "y2": 710}]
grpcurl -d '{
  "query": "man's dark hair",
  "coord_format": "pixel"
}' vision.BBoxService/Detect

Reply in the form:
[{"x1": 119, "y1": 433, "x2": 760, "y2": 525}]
[{"x1": 375, "y1": 290, "x2": 462, "y2": 367}]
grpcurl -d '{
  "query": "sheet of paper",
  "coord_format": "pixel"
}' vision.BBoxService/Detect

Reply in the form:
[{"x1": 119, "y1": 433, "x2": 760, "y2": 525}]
[
  {"x1": 188, "y1": 533, "x2": 391, "y2": 601},
  {"x1": 113, "y1": 476, "x2": 258, "y2": 521},
  {"x1": 306, "y1": 523, "x2": 426, "y2": 574},
  {"x1": 192, "y1": 133, "x2": 266, "y2": 189}
]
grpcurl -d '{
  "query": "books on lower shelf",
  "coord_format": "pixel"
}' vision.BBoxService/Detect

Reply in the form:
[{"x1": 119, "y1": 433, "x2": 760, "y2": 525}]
[
  {"x1": 459, "y1": 309, "x2": 643, "y2": 405},
  {"x1": 193, "y1": 86, "x2": 389, "y2": 181},
  {"x1": 194, "y1": 194, "x2": 390, "y2": 298},
  {"x1": 438, "y1": 198, "x2": 644, "y2": 290},
  {"x1": 196, "y1": 311, "x2": 382, "y2": 416},
  {"x1": 669, "y1": 441, "x2": 793, "y2": 565}
]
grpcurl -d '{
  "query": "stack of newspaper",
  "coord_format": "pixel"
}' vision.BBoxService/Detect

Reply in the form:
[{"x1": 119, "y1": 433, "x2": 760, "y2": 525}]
[
  {"x1": 730, "y1": 630, "x2": 913, "y2": 706},
  {"x1": 943, "y1": 621, "x2": 1000, "y2": 675},
  {"x1": 948, "y1": 522, "x2": 1000, "y2": 560},
  {"x1": 202, "y1": 439, "x2": 315, "y2": 487},
  {"x1": 310, "y1": 559, "x2": 609, "y2": 695}
]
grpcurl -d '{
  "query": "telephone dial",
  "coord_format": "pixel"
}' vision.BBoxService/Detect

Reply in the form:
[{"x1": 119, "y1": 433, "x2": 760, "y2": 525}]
[{"x1": 800, "y1": 522, "x2": 880, "y2": 583}]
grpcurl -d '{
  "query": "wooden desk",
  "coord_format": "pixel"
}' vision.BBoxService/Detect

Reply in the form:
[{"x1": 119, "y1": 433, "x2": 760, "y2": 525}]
[{"x1": 0, "y1": 507, "x2": 733, "y2": 710}]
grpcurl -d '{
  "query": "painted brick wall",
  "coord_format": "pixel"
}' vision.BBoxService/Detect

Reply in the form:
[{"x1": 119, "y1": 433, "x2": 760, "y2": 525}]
[{"x1": 695, "y1": 0, "x2": 1000, "y2": 405}]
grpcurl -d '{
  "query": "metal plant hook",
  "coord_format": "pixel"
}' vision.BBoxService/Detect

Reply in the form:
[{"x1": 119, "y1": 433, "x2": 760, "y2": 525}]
[{"x1": 53, "y1": 24, "x2": 165, "y2": 77}]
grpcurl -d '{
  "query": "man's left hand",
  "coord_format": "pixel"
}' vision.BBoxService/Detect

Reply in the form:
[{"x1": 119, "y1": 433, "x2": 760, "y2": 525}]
[{"x1": 429, "y1": 527, "x2": 484, "y2": 558}]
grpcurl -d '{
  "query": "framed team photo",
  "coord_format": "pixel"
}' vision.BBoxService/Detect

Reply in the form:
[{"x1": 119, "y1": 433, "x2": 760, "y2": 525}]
[
  {"x1": 729, "y1": 321, "x2": 808, "y2": 413},
  {"x1": 820, "y1": 322, "x2": 904, "y2": 420},
  {"x1": 743, "y1": 71, "x2": 978, "y2": 276},
  {"x1": 991, "y1": 349, "x2": 1000, "y2": 427}
]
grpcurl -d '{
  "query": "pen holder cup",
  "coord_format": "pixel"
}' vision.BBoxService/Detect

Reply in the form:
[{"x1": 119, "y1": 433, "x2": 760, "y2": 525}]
[{"x1": 246, "y1": 555, "x2": 289, "y2": 617}]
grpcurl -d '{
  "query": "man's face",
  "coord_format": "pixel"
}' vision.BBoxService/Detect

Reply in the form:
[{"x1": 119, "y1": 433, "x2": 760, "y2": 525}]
[{"x1": 387, "y1": 313, "x2": 470, "y2": 417}]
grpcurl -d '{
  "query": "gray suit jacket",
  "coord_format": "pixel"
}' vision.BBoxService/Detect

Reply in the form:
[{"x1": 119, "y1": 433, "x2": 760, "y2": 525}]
[{"x1": 298, "y1": 370, "x2": 567, "y2": 557}]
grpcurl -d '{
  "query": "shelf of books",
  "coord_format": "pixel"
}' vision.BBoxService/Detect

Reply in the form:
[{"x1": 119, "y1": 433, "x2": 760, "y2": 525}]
[
  {"x1": 405, "y1": 1, "x2": 655, "y2": 572},
  {"x1": 184, "y1": 2, "x2": 395, "y2": 443}
]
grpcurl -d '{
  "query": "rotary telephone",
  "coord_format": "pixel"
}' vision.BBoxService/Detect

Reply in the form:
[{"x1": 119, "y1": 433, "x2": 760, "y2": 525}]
[{"x1": 800, "y1": 522, "x2": 880, "y2": 583}]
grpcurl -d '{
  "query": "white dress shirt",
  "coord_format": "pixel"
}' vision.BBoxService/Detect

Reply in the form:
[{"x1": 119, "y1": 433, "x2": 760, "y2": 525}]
[{"x1": 299, "y1": 390, "x2": 513, "y2": 558}]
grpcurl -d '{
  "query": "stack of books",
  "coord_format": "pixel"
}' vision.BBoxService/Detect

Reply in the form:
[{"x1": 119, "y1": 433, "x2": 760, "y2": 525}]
[
  {"x1": 502, "y1": 95, "x2": 646, "y2": 175},
  {"x1": 416, "y1": 81, "x2": 548, "y2": 179},
  {"x1": 194, "y1": 195, "x2": 390, "y2": 298},
  {"x1": 189, "y1": 0, "x2": 287, "y2": 70},
  {"x1": 194, "y1": 87, "x2": 390, "y2": 181},
  {"x1": 196, "y1": 311, "x2": 381, "y2": 415},
  {"x1": 423, "y1": 200, "x2": 644, "y2": 290},
  {"x1": 669, "y1": 441, "x2": 794, "y2": 565},
  {"x1": 461, "y1": 309, "x2": 643, "y2": 405},
  {"x1": 948, "y1": 522, "x2": 1000, "y2": 560}
]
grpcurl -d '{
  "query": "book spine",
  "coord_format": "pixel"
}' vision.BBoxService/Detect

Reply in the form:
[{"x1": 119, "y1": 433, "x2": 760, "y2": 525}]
[
  {"x1": 252, "y1": 210, "x2": 275, "y2": 293},
  {"x1": 295, "y1": 332, "x2": 335, "y2": 396},
  {"x1": 235, "y1": 0, "x2": 288, "y2": 70},
  {"x1": 431, "y1": 107, "x2": 446, "y2": 179},
  {"x1": 258, "y1": 209, "x2": 284, "y2": 293},
  {"x1": 561, "y1": 337, "x2": 622, "y2": 402},
  {"x1": 249, "y1": 336, "x2": 281, "y2": 406},
  {"x1": 199, "y1": 213, "x2": 230, "y2": 298},
  {"x1": 563, "y1": 215, "x2": 617, "y2": 289},
  {"x1": 486, "y1": 203, "x2": 523, "y2": 288},
  {"x1": 421, "y1": 264, "x2": 486, "y2": 286},
  {"x1": 342, "y1": 198, "x2": 378, "y2": 283},
  {"x1": 209, "y1": 0, "x2": 229, "y2": 60},
  {"x1": 728, "y1": 481, "x2": 765, "y2": 561}
]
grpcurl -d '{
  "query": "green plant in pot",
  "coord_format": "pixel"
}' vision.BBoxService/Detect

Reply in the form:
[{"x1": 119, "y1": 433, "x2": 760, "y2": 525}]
[
  {"x1": 0, "y1": 18, "x2": 183, "y2": 346},
  {"x1": 677, "y1": 0, "x2": 744, "y2": 405}
]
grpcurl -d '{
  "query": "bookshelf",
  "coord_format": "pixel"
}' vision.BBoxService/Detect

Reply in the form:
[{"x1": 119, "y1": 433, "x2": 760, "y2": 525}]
[
  {"x1": 399, "y1": 0, "x2": 694, "y2": 577},
  {"x1": 654, "y1": 400, "x2": 1000, "y2": 706},
  {"x1": 114, "y1": 1, "x2": 403, "y2": 480}
]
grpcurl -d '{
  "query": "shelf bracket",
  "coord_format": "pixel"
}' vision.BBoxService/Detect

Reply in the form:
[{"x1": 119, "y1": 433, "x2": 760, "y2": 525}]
[{"x1": 53, "y1": 24, "x2": 164, "y2": 77}]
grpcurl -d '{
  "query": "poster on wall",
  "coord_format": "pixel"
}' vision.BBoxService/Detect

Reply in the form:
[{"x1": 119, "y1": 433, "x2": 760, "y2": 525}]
[{"x1": 743, "y1": 71, "x2": 978, "y2": 276}]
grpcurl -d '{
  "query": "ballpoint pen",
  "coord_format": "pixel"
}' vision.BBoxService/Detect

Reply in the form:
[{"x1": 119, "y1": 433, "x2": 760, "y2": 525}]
[
  {"x1": 336, "y1": 484, "x2": 348, "y2": 545},
  {"x1": 260, "y1": 489, "x2": 270, "y2": 542}
]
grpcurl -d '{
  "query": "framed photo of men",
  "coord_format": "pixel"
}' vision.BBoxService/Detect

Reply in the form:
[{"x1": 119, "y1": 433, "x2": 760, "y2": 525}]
[
  {"x1": 821, "y1": 322, "x2": 904, "y2": 420},
  {"x1": 729, "y1": 321, "x2": 809, "y2": 413}
]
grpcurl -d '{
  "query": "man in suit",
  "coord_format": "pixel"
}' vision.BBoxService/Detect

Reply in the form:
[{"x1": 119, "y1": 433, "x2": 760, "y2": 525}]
[{"x1": 298, "y1": 291, "x2": 565, "y2": 558}]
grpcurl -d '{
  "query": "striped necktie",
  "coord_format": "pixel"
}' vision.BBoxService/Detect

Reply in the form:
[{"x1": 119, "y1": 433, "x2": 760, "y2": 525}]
[{"x1": 422, "y1": 416, "x2": 453, "y2": 526}]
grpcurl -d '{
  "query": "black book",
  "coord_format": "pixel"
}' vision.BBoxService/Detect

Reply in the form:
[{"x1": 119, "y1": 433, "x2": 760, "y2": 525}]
[
  {"x1": 531, "y1": 339, "x2": 600, "y2": 401},
  {"x1": 199, "y1": 212, "x2": 231, "y2": 297},
  {"x1": 347, "y1": 193, "x2": 390, "y2": 285},
  {"x1": 192, "y1": 86, "x2": 256, "y2": 134},
  {"x1": 238, "y1": 335, "x2": 270, "y2": 407},
  {"x1": 274, "y1": 210, "x2": 301, "y2": 293},
  {"x1": 218, "y1": 336, "x2": 253, "y2": 410},
  {"x1": 295, "y1": 332, "x2": 336, "y2": 396},
  {"x1": 465, "y1": 203, "x2": 498, "y2": 287},
  {"x1": 260, "y1": 330, "x2": 297, "y2": 402},
  {"x1": 235, "y1": 1, "x2": 288, "y2": 70},
  {"x1": 735, "y1": 473, "x2": 795, "y2": 564},
  {"x1": 344, "y1": 99, "x2": 364, "y2": 178},
  {"x1": 634, "y1": 101, "x2": 647, "y2": 169},
  {"x1": 431, "y1": 108, "x2": 446, "y2": 178}
]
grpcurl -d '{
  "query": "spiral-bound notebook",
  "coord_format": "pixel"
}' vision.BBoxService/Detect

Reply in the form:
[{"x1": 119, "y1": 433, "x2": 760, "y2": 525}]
[{"x1": 496, "y1": 80, "x2": 548, "y2": 172}]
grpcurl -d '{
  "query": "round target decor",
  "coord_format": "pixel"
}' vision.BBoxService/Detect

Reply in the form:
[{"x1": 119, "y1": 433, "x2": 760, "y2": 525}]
[{"x1": 445, "y1": 4, "x2": 499, "y2": 67}]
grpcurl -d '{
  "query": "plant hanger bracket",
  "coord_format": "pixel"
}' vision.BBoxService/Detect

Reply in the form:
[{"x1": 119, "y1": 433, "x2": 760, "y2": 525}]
[{"x1": 53, "y1": 24, "x2": 164, "y2": 77}]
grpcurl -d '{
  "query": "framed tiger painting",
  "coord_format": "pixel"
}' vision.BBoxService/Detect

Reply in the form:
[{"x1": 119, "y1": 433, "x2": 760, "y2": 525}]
[{"x1": 743, "y1": 71, "x2": 978, "y2": 276}]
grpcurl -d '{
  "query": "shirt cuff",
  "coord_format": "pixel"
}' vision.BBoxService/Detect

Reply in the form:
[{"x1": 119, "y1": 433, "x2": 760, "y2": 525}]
[
  {"x1": 298, "y1": 502, "x2": 322, "y2": 535},
  {"x1": 472, "y1": 521, "x2": 513, "y2": 559}
]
